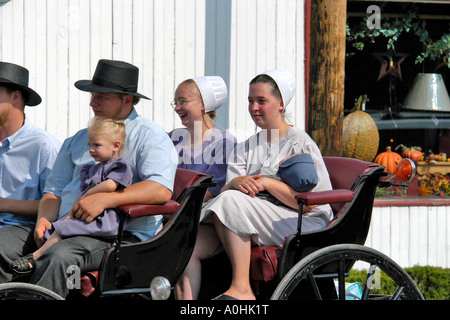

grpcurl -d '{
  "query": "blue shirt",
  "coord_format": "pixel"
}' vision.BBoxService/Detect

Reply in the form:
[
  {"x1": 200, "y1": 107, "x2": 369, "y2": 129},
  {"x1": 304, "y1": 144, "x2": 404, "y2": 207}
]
[
  {"x1": 0, "y1": 117, "x2": 61, "y2": 226},
  {"x1": 44, "y1": 108, "x2": 177, "y2": 240},
  {"x1": 168, "y1": 127, "x2": 236, "y2": 196}
]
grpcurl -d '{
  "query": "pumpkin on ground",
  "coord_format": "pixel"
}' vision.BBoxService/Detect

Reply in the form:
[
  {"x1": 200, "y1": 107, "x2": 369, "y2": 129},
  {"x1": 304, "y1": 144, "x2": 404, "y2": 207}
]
[
  {"x1": 343, "y1": 106, "x2": 379, "y2": 162},
  {"x1": 374, "y1": 146, "x2": 403, "y2": 175}
]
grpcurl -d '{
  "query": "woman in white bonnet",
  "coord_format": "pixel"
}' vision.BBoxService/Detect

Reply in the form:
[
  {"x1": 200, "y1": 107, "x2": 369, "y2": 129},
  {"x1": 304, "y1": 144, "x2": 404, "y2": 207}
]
[
  {"x1": 175, "y1": 70, "x2": 333, "y2": 300},
  {"x1": 168, "y1": 76, "x2": 236, "y2": 202}
]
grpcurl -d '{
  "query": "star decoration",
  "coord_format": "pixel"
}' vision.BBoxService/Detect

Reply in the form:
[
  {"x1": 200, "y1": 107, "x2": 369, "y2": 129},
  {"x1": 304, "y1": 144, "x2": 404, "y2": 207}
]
[{"x1": 372, "y1": 51, "x2": 408, "y2": 81}]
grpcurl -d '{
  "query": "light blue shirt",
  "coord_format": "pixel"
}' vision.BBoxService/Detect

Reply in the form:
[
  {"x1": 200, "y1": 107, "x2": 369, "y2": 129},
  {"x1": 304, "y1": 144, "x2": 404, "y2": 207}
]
[
  {"x1": 0, "y1": 117, "x2": 61, "y2": 226},
  {"x1": 44, "y1": 108, "x2": 177, "y2": 240}
]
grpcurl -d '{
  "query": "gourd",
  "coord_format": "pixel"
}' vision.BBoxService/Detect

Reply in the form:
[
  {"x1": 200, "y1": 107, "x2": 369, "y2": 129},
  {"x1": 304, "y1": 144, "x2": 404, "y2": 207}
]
[
  {"x1": 343, "y1": 95, "x2": 379, "y2": 162},
  {"x1": 400, "y1": 145, "x2": 423, "y2": 162},
  {"x1": 374, "y1": 146, "x2": 403, "y2": 175}
]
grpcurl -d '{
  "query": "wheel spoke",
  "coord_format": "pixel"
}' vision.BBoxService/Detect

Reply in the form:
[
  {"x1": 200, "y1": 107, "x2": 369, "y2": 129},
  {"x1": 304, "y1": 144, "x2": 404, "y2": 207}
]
[
  {"x1": 338, "y1": 259, "x2": 346, "y2": 300},
  {"x1": 390, "y1": 286, "x2": 404, "y2": 300},
  {"x1": 307, "y1": 273, "x2": 322, "y2": 300}
]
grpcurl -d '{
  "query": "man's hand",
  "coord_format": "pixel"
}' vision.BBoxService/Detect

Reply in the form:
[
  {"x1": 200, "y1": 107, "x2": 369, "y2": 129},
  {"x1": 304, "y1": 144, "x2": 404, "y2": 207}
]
[
  {"x1": 34, "y1": 193, "x2": 61, "y2": 247},
  {"x1": 70, "y1": 193, "x2": 107, "y2": 223},
  {"x1": 34, "y1": 218, "x2": 52, "y2": 248}
]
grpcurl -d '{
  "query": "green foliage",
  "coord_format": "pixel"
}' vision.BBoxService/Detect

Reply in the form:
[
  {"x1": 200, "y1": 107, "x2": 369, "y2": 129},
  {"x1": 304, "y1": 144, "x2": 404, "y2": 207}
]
[
  {"x1": 346, "y1": 4, "x2": 450, "y2": 67},
  {"x1": 415, "y1": 33, "x2": 450, "y2": 67},
  {"x1": 348, "y1": 266, "x2": 450, "y2": 300},
  {"x1": 408, "y1": 266, "x2": 450, "y2": 300}
]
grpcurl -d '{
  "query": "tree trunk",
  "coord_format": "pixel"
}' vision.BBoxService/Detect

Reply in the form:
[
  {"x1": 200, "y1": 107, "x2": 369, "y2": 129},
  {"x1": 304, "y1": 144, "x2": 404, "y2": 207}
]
[{"x1": 307, "y1": 0, "x2": 347, "y2": 156}]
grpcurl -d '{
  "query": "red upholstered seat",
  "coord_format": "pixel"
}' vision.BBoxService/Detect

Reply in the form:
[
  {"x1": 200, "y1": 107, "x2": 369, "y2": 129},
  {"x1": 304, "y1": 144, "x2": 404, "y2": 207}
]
[
  {"x1": 250, "y1": 246, "x2": 282, "y2": 282},
  {"x1": 80, "y1": 271, "x2": 98, "y2": 297}
]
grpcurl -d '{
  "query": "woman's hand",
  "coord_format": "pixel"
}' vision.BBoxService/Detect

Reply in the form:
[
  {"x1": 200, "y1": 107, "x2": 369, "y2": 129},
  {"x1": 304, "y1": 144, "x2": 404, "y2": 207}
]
[{"x1": 223, "y1": 174, "x2": 264, "y2": 197}]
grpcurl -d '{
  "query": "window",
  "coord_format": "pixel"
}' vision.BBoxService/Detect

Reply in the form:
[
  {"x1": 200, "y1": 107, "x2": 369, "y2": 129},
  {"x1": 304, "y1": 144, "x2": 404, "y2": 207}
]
[{"x1": 346, "y1": 1, "x2": 450, "y2": 199}]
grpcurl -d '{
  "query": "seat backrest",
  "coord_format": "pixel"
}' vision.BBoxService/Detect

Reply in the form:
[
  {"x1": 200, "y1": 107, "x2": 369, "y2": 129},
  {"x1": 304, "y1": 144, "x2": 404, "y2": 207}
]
[
  {"x1": 324, "y1": 157, "x2": 380, "y2": 216},
  {"x1": 324, "y1": 156, "x2": 379, "y2": 190},
  {"x1": 172, "y1": 168, "x2": 207, "y2": 201},
  {"x1": 321, "y1": 157, "x2": 384, "y2": 238}
]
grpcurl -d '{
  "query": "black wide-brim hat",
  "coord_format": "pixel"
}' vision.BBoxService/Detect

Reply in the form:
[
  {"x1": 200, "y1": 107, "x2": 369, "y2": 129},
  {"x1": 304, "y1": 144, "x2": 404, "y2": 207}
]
[
  {"x1": 0, "y1": 61, "x2": 42, "y2": 106},
  {"x1": 74, "y1": 59, "x2": 150, "y2": 100}
]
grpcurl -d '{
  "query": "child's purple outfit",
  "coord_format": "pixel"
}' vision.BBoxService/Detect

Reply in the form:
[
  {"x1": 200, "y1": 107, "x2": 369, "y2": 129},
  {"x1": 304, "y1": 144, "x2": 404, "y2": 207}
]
[{"x1": 45, "y1": 157, "x2": 133, "y2": 239}]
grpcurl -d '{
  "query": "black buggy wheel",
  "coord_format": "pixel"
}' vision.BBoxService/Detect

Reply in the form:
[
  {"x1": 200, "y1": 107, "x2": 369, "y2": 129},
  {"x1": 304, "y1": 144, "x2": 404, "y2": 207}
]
[
  {"x1": 0, "y1": 282, "x2": 65, "y2": 300},
  {"x1": 271, "y1": 244, "x2": 424, "y2": 300}
]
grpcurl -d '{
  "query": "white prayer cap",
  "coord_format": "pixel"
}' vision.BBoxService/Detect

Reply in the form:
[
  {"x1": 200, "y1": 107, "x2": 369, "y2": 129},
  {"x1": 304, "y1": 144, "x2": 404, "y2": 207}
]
[
  {"x1": 193, "y1": 76, "x2": 228, "y2": 112},
  {"x1": 262, "y1": 69, "x2": 296, "y2": 108}
]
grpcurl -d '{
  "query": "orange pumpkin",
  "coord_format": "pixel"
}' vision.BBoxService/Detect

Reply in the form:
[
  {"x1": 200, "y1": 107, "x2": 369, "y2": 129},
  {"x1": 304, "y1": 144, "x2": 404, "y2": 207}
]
[
  {"x1": 374, "y1": 146, "x2": 403, "y2": 175},
  {"x1": 401, "y1": 146, "x2": 423, "y2": 162}
]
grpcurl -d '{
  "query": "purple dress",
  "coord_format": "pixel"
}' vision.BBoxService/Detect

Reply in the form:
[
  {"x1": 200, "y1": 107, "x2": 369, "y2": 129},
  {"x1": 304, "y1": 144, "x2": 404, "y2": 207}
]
[
  {"x1": 168, "y1": 128, "x2": 236, "y2": 196},
  {"x1": 45, "y1": 157, "x2": 133, "y2": 239}
]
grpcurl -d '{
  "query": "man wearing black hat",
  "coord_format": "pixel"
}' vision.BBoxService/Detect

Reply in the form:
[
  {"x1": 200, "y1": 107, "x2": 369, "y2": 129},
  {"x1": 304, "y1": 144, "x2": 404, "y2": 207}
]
[
  {"x1": 0, "y1": 59, "x2": 176, "y2": 297},
  {"x1": 0, "y1": 61, "x2": 61, "y2": 227}
]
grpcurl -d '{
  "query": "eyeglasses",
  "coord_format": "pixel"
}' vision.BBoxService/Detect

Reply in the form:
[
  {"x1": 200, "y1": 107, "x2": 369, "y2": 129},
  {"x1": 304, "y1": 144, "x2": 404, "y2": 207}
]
[{"x1": 170, "y1": 98, "x2": 201, "y2": 108}]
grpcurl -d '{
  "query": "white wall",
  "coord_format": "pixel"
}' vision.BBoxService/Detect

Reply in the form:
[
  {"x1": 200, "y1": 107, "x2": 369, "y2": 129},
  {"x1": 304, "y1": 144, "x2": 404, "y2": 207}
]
[
  {"x1": 0, "y1": 0, "x2": 306, "y2": 143},
  {"x1": 0, "y1": 0, "x2": 207, "y2": 141},
  {"x1": 365, "y1": 205, "x2": 450, "y2": 268},
  {"x1": 227, "y1": 0, "x2": 306, "y2": 141}
]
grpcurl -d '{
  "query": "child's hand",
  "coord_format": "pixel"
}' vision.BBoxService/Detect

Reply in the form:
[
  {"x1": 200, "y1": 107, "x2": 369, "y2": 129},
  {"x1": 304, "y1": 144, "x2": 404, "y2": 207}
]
[{"x1": 64, "y1": 213, "x2": 73, "y2": 220}]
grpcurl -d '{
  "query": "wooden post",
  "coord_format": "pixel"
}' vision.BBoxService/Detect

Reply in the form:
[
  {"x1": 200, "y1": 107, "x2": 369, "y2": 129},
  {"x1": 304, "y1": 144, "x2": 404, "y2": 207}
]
[{"x1": 307, "y1": 0, "x2": 347, "y2": 156}]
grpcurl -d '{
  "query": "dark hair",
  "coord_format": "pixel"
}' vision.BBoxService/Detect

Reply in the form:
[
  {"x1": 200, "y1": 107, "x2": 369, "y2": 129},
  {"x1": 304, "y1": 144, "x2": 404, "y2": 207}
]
[
  {"x1": 116, "y1": 93, "x2": 140, "y2": 105},
  {"x1": 249, "y1": 74, "x2": 282, "y2": 101},
  {"x1": 207, "y1": 110, "x2": 216, "y2": 120},
  {"x1": 1, "y1": 84, "x2": 28, "y2": 105}
]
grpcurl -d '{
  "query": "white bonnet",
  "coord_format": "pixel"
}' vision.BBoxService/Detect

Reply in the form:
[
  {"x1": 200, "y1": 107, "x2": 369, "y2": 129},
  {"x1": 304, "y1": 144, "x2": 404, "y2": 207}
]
[
  {"x1": 193, "y1": 76, "x2": 228, "y2": 112},
  {"x1": 262, "y1": 69, "x2": 296, "y2": 108}
]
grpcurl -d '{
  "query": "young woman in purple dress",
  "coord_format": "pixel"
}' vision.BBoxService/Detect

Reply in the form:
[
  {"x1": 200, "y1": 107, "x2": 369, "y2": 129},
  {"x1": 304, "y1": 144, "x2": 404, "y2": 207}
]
[{"x1": 168, "y1": 76, "x2": 236, "y2": 202}]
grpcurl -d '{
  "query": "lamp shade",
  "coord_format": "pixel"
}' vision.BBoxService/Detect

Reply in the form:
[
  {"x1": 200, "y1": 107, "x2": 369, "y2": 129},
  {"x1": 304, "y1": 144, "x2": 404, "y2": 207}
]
[{"x1": 403, "y1": 73, "x2": 450, "y2": 112}]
